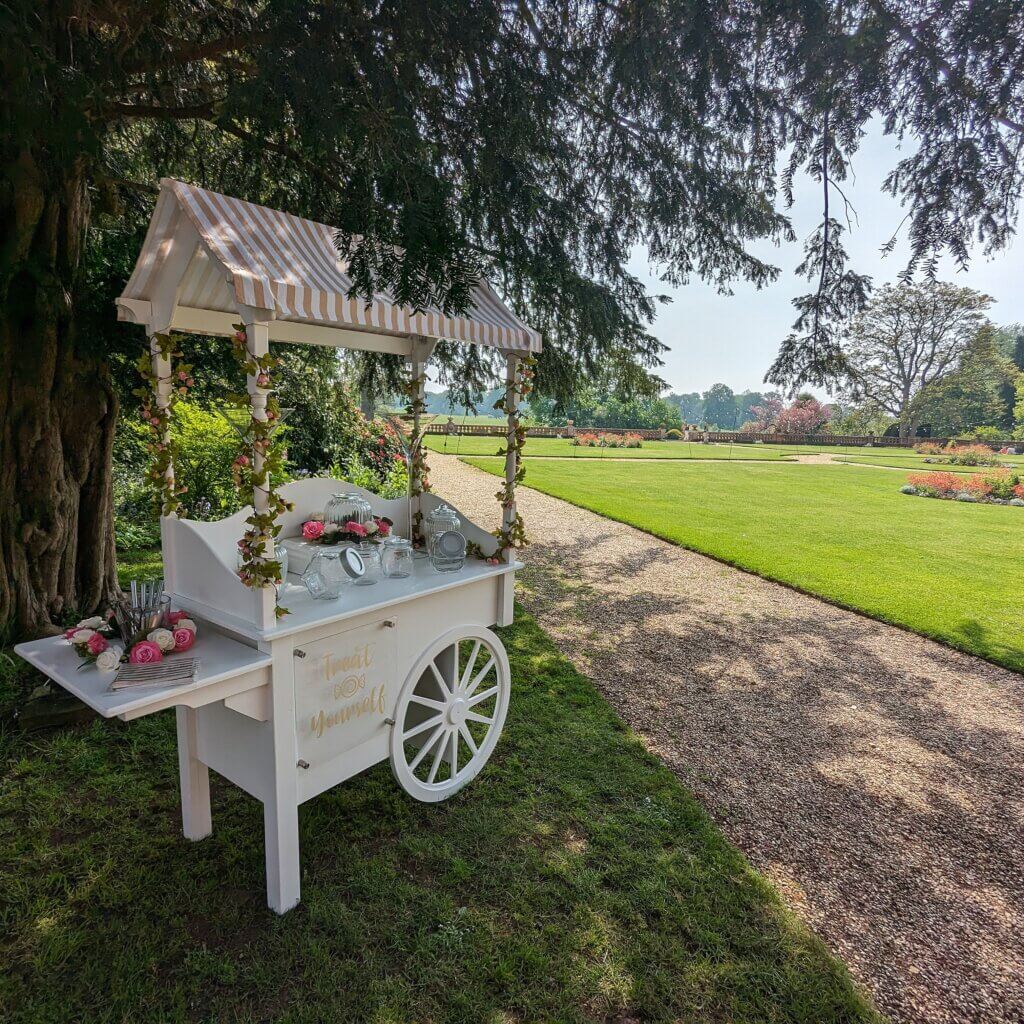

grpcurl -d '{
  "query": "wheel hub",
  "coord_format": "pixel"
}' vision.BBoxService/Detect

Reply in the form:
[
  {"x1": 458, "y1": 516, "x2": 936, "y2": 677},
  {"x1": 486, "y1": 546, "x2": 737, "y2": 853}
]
[{"x1": 447, "y1": 697, "x2": 469, "y2": 725}]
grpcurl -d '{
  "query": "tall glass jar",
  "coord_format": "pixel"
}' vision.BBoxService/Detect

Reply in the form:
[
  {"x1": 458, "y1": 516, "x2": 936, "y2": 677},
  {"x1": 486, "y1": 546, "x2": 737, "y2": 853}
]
[
  {"x1": 324, "y1": 491, "x2": 373, "y2": 529},
  {"x1": 425, "y1": 503, "x2": 461, "y2": 556},
  {"x1": 381, "y1": 536, "x2": 414, "y2": 578},
  {"x1": 300, "y1": 548, "x2": 365, "y2": 599}
]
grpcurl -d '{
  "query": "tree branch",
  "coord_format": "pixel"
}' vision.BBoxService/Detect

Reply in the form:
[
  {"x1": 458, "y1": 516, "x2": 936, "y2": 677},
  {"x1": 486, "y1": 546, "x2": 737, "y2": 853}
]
[
  {"x1": 104, "y1": 101, "x2": 215, "y2": 121},
  {"x1": 863, "y1": 0, "x2": 1024, "y2": 136},
  {"x1": 120, "y1": 31, "x2": 272, "y2": 75}
]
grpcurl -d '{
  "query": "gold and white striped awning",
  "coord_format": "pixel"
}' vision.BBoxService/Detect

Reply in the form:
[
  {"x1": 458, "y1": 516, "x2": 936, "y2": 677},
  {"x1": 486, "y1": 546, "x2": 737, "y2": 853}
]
[{"x1": 119, "y1": 179, "x2": 541, "y2": 354}]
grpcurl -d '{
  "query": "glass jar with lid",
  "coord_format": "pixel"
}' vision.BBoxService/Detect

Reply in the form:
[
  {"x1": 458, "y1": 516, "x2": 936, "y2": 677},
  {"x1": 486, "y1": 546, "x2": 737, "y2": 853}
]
[
  {"x1": 381, "y1": 536, "x2": 414, "y2": 578},
  {"x1": 430, "y1": 529, "x2": 467, "y2": 573},
  {"x1": 300, "y1": 548, "x2": 365, "y2": 599},
  {"x1": 352, "y1": 541, "x2": 380, "y2": 586},
  {"x1": 425, "y1": 503, "x2": 461, "y2": 556},
  {"x1": 323, "y1": 491, "x2": 373, "y2": 529}
]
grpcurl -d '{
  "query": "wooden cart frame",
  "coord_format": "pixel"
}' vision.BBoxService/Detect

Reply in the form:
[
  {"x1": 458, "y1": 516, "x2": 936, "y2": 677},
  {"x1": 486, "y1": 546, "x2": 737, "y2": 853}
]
[{"x1": 16, "y1": 180, "x2": 540, "y2": 913}]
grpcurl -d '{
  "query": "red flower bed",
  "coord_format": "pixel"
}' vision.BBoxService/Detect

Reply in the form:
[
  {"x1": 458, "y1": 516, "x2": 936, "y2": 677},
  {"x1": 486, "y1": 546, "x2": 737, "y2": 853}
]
[{"x1": 907, "y1": 471, "x2": 960, "y2": 496}]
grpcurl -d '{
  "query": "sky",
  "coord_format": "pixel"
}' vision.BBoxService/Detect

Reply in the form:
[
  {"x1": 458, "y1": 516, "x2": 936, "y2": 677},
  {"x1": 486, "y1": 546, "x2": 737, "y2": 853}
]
[{"x1": 627, "y1": 124, "x2": 1024, "y2": 400}]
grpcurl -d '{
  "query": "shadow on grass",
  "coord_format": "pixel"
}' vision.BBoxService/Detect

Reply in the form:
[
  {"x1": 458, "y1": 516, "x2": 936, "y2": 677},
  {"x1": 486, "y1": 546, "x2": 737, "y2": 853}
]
[
  {"x1": 0, "y1": 611, "x2": 877, "y2": 1024},
  {"x1": 518, "y1": 528, "x2": 1024, "y2": 1024}
]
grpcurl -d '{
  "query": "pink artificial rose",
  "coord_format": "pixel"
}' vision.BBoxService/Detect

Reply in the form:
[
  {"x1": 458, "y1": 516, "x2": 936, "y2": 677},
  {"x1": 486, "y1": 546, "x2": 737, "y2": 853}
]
[
  {"x1": 166, "y1": 610, "x2": 186, "y2": 626},
  {"x1": 256, "y1": 373, "x2": 270, "y2": 387},
  {"x1": 345, "y1": 520, "x2": 367, "y2": 537},
  {"x1": 376, "y1": 519, "x2": 391, "y2": 537},
  {"x1": 172, "y1": 627, "x2": 196, "y2": 652},
  {"x1": 233, "y1": 329, "x2": 247, "y2": 343},
  {"x1": 129, "y1": 640, "x2": 163, "y2": 665},
  {"x1": 302, "y1": 520, "x2": 325, "y2": 541},
  {"x1": 86, "y1": 633, "x2": 109, "y2": 655},
  {"x1": 64, "y1": 627, "x2": 78, "y2": 640}
]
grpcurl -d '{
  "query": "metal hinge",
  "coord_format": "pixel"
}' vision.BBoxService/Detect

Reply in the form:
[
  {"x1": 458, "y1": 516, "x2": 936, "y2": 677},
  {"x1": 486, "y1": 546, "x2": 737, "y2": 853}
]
[{"x1": 293, "y1": 648, "x2": 306, "y2": 658}]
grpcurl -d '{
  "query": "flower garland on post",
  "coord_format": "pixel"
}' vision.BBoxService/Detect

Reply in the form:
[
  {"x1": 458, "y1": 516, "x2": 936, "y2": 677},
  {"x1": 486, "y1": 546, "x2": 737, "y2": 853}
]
[
  {"x1": 402, "y1": 366, "x2": 431, "y2": 545},
  {"x1": 228, "y1": 324, "x2": 293, "y2": 616},
  {"x1": 134, "y1": 332, "x2": 193, "y2": 515},
  {"x1": 493, "y1": 355, "x2": 536, "y2": 556}
]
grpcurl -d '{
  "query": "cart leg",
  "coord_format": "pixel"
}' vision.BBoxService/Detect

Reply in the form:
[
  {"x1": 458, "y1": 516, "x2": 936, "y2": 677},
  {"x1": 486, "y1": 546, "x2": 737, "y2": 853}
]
[
  {"x1": 175, "y1": 706, "x2": 212, "y2": 840},
  {"x1": 264, "y1": 796, "x2": 301, "y2": 914}
]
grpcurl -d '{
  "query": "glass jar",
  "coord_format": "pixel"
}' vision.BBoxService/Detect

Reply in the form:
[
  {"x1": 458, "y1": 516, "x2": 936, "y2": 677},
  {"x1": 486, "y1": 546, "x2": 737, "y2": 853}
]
[
  {"x1": 430, "y1": 529, "x2": 467, "y2": 573},
  {"x1": 381, "y1": 536, "x2": 414, "y2": 578},
  {"x1": 323, "y1": 491, "x2": 373, "y2": 529},
  {"x1": 352, "y1": 541, "x2": 380, "y2": 587},
  {"x1": 237, "y1": 541, "x2": 289, "y2": 582},
  {"x1": 300, "y1": 548, "x2": 365, "y2": 599},
  {"x1": 425, "y1": 503, "x2": 461, "y2": 556}
]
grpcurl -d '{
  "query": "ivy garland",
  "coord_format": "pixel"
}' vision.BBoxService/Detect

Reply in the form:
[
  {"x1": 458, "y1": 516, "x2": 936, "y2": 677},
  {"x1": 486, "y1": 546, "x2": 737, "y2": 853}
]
[
  {"x1": 228, "y1": 324, "x2": 294, "y2": 616},
  {"x1": 493, "y1": 355, "x2": 536, "y2": 556},
  {"x1": 134, "y1": 332, "x2": 193, "y2": 516},
  {"x1": 401, "y1": 367, "x2": 431, "y2": 545}
]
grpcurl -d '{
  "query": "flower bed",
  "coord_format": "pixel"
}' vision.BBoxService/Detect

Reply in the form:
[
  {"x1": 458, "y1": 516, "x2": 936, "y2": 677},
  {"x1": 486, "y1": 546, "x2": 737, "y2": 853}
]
[
  {"x1": 571, "y1": 431, "x2": 643, "y2": 449},
  {"x1": 915, "y1": 442, "x2": 1005, "y2": 467},
  {"x1": 903, "y1": 469, "x2": 1024, "y2": 506}
]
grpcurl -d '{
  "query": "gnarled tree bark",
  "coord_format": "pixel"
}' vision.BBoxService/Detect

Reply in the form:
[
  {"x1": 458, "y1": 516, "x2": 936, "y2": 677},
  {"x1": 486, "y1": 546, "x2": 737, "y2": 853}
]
[{"x1": 0, "y1": 151, "x2": 119, "y2": 637}]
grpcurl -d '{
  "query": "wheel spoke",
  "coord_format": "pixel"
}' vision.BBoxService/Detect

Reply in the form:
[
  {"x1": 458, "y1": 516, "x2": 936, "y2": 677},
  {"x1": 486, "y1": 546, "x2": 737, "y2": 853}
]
[
  {"x1": 409, "y1": 725, "x2": 444, "y2": 771},
  {"x1": 429, "y1": 661, "x2": 452, "y2": 696},
  {"x1": 427, "y1": 728, "x2": 450, "y2": 783},
  {"x1": 449, "y1": 730, "x2": 458, "y2": 777},
  {"x1": 458, "y1": 640, "x2": 482, "y2": 691},
  {"x1": 466, "y1": 710, "x2": 494, "y2": 726},
  {"x1": 403, "y1": 714, "x2": 443, "y2": 741},
  {"x1": 464, "y1": 656, "x2": 495, "y2": 697},
  {"x1": 468, "y1": 685, "x2": 498, "y2": 708},
  {"x1": 409, "y1": 693, "x2": 446, "y2": 712},
  {"x1": 459, "y1": 723, "x2": 478, "y2": 756}
]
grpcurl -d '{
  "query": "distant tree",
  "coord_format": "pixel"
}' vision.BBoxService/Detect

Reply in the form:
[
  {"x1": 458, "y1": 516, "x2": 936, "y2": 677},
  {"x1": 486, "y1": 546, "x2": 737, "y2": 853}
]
[
  {"x1": 702, "y1": 384, "x2": 737, "y2": 429},
  {"x1": 912, "y1": 324, "x2": 1016, "y2": 435},
  {"x1": 776, "y1": 397, "x2": 832, "y2": 434},
  {"x1": 668, "y1": 392, "x2": 704, "y2": 424},
  {"x1": 743, "y1": 396, "x2": 785, "y2": 431},
  {"x1": 840, "y1": 282, "x2": 993, "y2": 440},
  {"x1": 734, "y1": 391, "x2": 769, "y2": 427}
]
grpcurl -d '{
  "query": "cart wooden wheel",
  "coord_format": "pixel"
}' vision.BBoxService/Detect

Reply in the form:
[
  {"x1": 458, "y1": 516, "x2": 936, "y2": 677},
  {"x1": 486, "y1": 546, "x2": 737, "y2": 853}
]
[{"x1": 390, "y1": 626, "x2": 511, "y2": 802}]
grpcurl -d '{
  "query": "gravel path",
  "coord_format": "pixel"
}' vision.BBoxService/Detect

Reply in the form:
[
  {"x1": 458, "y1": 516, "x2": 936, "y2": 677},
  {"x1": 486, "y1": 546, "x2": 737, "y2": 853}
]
[{"x1": 432, "y1": 454, "x2": 1024, "y2": 1024}]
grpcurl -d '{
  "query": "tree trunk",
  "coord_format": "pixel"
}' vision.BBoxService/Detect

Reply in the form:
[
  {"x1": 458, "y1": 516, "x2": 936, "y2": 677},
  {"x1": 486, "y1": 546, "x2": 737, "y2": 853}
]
[{"x1": 0, "y1": 151, "x2": 119, "y2": 638}]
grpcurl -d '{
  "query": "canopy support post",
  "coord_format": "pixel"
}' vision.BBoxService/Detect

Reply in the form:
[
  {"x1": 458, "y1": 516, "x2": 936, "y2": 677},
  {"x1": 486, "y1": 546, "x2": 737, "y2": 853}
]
[
  {"x1": 244, "y1": 317, "x2": 278, "y2": 631},
  {"x1": 407, "y1": 337, "x2": 435, "y2": 544},
  {"x1": 497, "y1": 353, "x2": 519, "y2": 625},
  {"x1": 149, "y1": 334, "x2": 176, "y2": 506}
]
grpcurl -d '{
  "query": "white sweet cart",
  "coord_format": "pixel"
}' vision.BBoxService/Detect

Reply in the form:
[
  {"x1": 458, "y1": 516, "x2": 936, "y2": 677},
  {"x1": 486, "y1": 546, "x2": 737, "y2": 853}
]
[{"x1": 16, "y1": 180, "x2": 540, "y2": 913}]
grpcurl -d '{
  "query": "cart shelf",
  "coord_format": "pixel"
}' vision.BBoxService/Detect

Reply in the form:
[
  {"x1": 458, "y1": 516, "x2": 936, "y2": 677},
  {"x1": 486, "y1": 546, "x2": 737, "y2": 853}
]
[
  {"x1": 175, "y1": 556, "x2": 521, "y2": 642},
  {"x1": 15, "y1": 630, "x2": 272, "y2": 721}
]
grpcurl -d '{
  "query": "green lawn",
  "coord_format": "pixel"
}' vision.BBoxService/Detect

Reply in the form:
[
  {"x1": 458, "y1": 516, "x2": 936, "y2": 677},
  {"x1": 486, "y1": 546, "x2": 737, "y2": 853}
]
[
  {"x1": 425, "y1": 435, "x2": 795, "y2": 459},
  {"x1": 466, "y1": 458, "x2": 1024, "y2": 673},
  {"x1": 0, "y1": 607, "x2": 876, "y2": 1024}
]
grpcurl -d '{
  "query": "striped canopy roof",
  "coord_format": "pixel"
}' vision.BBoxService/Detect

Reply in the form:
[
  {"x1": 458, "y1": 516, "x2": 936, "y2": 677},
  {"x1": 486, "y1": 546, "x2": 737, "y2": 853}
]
[{"x1": 119, "y1": 179, "x2": 541, "y2": 354}]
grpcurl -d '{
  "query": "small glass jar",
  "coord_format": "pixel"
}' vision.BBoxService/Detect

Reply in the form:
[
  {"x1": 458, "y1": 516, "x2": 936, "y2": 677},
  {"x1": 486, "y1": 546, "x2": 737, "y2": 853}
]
[
  {"x1": 301, "y1": 548, "x2": 365, "y2": 599},
  {"x1": 430, "y1": 529, "x2": 467, "y2": 573},
  {"x1": 353, "y1": 541, "x2": 380, "y2": 586},
  {"x1": 323, "y1": 491, "x2": 373, "y2": 529},
  {"x1": 237, "y1": 542, "x2": 289, "y2": 582},
  {"x1": 381, "y1": 536, "x2": 414, "y2": 578},
  {"x1": 425, "y1": 503, "x2": 461, "y2": 555}
]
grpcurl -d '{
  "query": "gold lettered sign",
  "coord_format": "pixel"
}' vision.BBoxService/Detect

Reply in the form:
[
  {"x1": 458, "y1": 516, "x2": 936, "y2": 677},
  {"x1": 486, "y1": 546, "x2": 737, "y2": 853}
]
[{"x1": 294, "y1": 622, "x2": 394, "y2": 767}]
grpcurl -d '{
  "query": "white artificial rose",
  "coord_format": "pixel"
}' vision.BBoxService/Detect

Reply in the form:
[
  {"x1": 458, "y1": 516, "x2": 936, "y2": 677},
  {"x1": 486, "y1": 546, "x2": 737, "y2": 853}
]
[
  {"x1": 77, "y1": 615, "x2": 106, "y2": 630},
  {"x1": 148, "y1": 628, "x2": 176, "y2": 652},
  {"x1": 71, "y1": 629, "x2": 96, "y2": 644},
  {"x1": 176, "y1": 618, "x2": 198, "y2": 633},
  {"x1": 95, "y1": 647, "x2": 122, "y2": 672}
]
